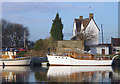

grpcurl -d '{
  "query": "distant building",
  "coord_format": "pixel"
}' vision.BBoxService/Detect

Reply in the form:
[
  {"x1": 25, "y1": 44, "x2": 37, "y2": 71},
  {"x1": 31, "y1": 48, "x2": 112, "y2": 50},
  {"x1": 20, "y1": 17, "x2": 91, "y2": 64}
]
[
  {"x1": 72, "y1": 13, "x2": 100, "y2": 45},
  {"x1": 71, "y1": 13, "x2": 100, "y2": 55},
  {"x1": 90, "y1": 44, "x2": 112, "y2": 55},
  {"x1": 111, "y1": 38, "x2": 120, "y2": 53}
]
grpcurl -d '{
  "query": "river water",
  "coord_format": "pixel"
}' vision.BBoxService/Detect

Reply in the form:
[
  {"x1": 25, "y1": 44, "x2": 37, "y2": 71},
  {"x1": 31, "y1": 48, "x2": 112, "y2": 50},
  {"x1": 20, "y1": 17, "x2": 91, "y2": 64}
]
[{"x1": 0, "y1": 65, "x2": 120, "y2": 83}]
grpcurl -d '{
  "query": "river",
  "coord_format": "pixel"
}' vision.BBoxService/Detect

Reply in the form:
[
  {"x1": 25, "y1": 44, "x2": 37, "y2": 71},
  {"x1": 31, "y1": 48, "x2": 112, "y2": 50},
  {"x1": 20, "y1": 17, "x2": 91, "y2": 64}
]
[{"x1": 0, "y1": 65, "x2": 120, "y2": 83}]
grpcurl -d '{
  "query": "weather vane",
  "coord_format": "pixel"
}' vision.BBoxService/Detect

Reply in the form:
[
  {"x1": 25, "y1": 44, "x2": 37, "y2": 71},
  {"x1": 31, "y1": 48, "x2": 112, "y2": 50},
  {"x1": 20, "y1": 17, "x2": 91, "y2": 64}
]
[{"x1": 89, "y1": 6, "x2": 92, "y2": 13}]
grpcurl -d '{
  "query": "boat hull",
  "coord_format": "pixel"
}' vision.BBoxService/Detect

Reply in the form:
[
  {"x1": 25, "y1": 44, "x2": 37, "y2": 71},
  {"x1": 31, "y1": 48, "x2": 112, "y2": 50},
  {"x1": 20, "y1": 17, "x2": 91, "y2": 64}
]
[
  {"x1": 47, "y1": 55, "x2": 113, "y2": 66},
  {"x1": 0, "y1": 59, "x2": 31, "y2": 66}
]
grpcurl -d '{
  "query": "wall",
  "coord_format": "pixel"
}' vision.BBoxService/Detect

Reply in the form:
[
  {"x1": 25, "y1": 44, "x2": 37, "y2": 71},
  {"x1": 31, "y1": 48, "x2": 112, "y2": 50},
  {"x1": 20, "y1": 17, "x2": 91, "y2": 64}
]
[
  {"x1": 97, "y1": 46, "x2": 109, "y2": 55},
  {"x1": 85, "y1": 19, "x2": 99, "y2": 45},
  {"x1": 90, "y1": 45, "x2": 110, "y2": 55},
  {"x1": 113, "y1": 46, "x2": 120, "y2": 51},
  {"x1": 56, "y1": 40, "x2": 84, "y2": 53},
  {"x1": 73, "y1": 22, "x2": 77, "y2": 37},
  {"x1": 90, "y1": 46, "x2": 97, "y2": 55}
]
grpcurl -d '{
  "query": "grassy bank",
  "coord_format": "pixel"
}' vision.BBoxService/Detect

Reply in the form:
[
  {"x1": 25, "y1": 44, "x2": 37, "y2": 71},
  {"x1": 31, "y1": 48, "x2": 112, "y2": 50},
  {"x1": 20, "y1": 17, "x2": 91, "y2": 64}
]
[{"x1": 25, "y1": 50, "x2": 47, "y2": 57}]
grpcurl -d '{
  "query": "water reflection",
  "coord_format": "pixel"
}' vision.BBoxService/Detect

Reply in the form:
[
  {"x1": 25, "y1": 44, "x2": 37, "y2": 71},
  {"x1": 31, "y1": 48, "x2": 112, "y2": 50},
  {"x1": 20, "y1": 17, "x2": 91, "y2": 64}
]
[
  {"x1": 47, "y1": 66, "x2": 113, "y2": 82},
  {"x1": 0, "y1": 65, "x2": 120, "y2": 82},
  {"x1": 0, "y1": 66, "x2": 31, "y2": 82}
]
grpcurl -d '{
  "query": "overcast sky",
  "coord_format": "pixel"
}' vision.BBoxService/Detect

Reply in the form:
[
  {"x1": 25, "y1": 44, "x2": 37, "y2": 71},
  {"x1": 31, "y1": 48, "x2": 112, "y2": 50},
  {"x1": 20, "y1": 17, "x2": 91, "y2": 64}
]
[{"x1": 2, "y1": 2, "x2": 118, "y2": 43}]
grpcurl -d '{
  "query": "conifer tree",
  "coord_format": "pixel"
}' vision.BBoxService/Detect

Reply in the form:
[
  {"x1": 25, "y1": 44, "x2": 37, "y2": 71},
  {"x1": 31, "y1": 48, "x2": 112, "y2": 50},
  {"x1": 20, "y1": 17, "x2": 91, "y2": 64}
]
[{"x1": 50, "y1": 13, "x2": 63, "y2": 40}]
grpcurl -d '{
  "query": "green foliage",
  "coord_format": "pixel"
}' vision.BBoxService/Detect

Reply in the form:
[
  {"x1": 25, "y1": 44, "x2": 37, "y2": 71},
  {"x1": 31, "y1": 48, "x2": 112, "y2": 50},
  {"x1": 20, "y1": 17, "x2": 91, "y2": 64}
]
[
  {"x1": 34, "y1": 39, "x2": 48, "y2": 51},
  {"x1": 50, "y1": 13, "x2": 63, "y2": 41},
  {"x1": 34, "y1": 37, "x2": 57, "y2": 53},
  {"x1": 47, "y1": 37, "x2": 57, "y2": 52},
  {"x1": 17, "y1": 51, "x2": 26, "y2": 57}
]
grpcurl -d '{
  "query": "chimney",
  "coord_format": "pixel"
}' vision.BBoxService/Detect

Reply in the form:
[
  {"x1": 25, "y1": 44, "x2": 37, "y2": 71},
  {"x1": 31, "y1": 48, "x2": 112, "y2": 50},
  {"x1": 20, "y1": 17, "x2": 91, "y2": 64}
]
[
  {"x1": 79, "y1": 16, "x2": 83, "y2": 19},
  {"x1": 89, "y1": 13, "x2": 93, "y2": 19}
]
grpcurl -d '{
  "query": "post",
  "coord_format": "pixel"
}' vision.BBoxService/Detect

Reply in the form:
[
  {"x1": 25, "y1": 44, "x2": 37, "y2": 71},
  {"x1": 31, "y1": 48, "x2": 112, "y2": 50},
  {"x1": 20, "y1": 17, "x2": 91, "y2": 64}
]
[
  {"x1": 24, "y1": 30, "x2": 26, "y2": 48},
  {"x1": 101, "y1": 24, "x2": 104, "y2": 44},
  {"x1": 48, "y1": 48, "x2": 50, "y2": 55}
]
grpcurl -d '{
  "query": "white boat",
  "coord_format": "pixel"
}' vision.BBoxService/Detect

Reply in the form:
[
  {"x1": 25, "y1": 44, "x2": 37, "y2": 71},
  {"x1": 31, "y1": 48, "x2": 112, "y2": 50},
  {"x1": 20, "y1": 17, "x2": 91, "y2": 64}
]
[
  {"x1": 0, "y1": 50, "x2": 31, "y2": 66},
  {"x1": 47, "y1": 51, "x2": 119, "y2": 66},
  {"x1": 0, "y1": 58, "x2": 31, "y2": 66}
]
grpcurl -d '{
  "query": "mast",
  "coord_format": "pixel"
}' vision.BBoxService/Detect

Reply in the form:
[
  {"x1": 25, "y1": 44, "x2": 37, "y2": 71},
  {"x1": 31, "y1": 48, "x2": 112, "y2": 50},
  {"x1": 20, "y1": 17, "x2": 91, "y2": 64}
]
[
  {"x1": 24, "y1": 30, "x2": 26, "y2": 48},
  {"x1": 101, "y1": 24, "x2": 104, "y2": 44}
]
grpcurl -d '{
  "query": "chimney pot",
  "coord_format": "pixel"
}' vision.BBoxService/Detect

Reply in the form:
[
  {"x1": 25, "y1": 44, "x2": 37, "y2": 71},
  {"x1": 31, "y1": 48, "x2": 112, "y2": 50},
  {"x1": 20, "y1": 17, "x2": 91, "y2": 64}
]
[
  {"x1": 79, "y1": 16, "x2": 83, "y2": 19},
  {"x1": 89, "y1": 13, "x2": 94, "y2": 19}
]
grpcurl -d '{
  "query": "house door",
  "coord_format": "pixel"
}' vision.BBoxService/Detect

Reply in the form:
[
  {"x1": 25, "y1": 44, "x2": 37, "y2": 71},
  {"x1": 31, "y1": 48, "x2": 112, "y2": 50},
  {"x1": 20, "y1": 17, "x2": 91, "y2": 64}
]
[{"x1": 102, "y1": 49, "x2": 105, "y2": 55}]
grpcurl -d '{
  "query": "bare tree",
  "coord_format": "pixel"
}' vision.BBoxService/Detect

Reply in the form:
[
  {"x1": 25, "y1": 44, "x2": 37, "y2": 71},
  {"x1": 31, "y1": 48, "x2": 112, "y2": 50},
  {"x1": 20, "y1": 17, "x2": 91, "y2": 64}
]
[
  {"x1": 1, "y1": 19, "x2": 29, "y2": 48},
  {"x1": 71, "y1": 28, "x2": 97, "y2": 51},
  {"x1": 72, "y1": 28, "x2": 96, "y2": 42},
  {"x1": 79, "y1": 28, "x2": 96, "y2": 43}
]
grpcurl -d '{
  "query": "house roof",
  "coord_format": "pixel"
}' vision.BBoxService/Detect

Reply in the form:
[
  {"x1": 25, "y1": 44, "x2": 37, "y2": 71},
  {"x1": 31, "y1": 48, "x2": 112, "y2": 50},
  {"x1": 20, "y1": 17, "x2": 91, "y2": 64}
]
[
  {"x1": 74, "y1": 14, "x2": 100, "y2": 33},
  {"x1": 98, "y1": 44, "x2": 111, "y2": 47},
  {"x1": 111, "y1": 38, "x2": 120, "y2": 46},
  {"x1": 98, "y1": 44, "x2": 111, "y2": 46},
  {"x1": 74, "y1": 18, "x2": 90, "y2": 32}
]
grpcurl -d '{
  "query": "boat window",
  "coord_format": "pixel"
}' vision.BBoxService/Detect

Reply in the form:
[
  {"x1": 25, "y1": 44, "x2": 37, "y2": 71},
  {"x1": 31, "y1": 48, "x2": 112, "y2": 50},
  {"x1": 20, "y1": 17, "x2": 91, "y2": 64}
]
[
  {"x1": 62, "y1": 57, "x2": 64, "y2": 59},
  {"x1": 66, "y1": 57, "x2": 67, "y2": 59},
  {"x1": 82, "y1": 56, "x2": 84, "y2": 59},
  {"x1": 86, "y1": 56, "x2": 89, "y2": 58},
  {"x1": 55, "y1": 57, "x2": 57, "y2": 58}
]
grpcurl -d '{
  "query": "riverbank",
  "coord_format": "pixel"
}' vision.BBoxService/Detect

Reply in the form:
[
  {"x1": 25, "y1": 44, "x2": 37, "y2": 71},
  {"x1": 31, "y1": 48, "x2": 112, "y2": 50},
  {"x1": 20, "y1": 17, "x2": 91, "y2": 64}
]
[{"x1": 25, "y1": 50, "x2": 47, "y2": 57}]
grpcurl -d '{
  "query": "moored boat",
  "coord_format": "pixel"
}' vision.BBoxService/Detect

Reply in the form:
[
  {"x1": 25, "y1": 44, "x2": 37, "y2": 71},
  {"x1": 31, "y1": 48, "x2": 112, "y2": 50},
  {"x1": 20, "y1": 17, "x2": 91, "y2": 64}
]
[
  {"x1": 0, "y1": 57, "x2": 31, "y2": 66},
  {"x1": 47, "y1": 51, "x2": 119, "y2": 66},
  {"x1": 0, "y1": 49, "x2": 31, "y2": 66}
]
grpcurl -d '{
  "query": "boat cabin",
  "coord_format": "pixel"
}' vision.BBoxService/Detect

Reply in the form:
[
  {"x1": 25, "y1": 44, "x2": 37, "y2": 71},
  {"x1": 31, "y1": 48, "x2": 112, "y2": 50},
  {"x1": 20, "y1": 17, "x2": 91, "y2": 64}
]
[
  {"x1": 2, "y1": 49, "x2": 18, "y2": 59},
  {"x1": 67, "y1": 51, "x2": 112, "y2": 60}
]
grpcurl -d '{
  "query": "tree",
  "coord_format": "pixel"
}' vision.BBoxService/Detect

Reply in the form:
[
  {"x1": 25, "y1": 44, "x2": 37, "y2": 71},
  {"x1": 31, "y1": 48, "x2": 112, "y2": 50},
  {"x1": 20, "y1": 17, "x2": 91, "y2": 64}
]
[
  {"x1": 34, "y1": 39, "x2": 48, "y2": 51},
  {"x1": 1, "y1": 19, "x2": 29, "y2": 48},
  {"x1": 71, "y1": 28, "x2": 96, "y2": 51},
  {"x1": 50, "y1": 13, "x2": 63, "y2": 41},
  {"x1": 72, "y1": 28, "x2": 96, "y2": 42}
]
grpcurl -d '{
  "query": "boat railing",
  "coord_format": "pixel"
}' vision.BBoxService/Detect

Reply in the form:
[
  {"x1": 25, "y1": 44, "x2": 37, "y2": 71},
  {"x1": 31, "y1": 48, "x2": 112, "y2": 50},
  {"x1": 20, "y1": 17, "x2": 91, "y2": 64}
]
[
  {"x1": 68, "y1": 54, "x2": 112, "y2": 60},
  {"x1": 49, "y1": 52, "x2": 112, "y2": 60},
  {"x1": 50, "y1": 53, "x2": 68, "y2": 56}
]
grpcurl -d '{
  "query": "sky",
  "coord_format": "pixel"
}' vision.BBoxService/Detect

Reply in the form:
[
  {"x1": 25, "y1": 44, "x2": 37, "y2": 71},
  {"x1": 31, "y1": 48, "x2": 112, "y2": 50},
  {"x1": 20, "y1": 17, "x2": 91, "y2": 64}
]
[{"x1": 2, "y1": 2, "x2": 118, "y2": 43}]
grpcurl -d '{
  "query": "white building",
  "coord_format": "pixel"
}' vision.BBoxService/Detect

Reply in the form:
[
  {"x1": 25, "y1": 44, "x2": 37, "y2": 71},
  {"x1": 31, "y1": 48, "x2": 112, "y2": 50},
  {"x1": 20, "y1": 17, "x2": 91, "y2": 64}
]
[
  {"x1": 90, "y1": 44, "x2": 111, "y2": 55},
  {"x1": 72, "y1": 13, "x2": 100, "y2": 45}
]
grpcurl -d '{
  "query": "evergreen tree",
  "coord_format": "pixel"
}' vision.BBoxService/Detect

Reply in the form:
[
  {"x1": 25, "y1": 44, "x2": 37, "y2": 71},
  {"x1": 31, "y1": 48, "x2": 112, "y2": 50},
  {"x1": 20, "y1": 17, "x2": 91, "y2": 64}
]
[{"x1": 50, "y1": 13, "x2": 63, "y2": 40}]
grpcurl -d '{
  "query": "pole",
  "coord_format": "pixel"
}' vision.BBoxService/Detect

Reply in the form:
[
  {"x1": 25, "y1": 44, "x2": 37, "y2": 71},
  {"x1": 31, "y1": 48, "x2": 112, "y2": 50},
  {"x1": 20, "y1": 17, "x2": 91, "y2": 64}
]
[
  {"x1": 24, "y1": 30, "x2": 26, "y2": 48},
  {"x1": 101, "y1": 24, "x2": 104, "y2": 44}
]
